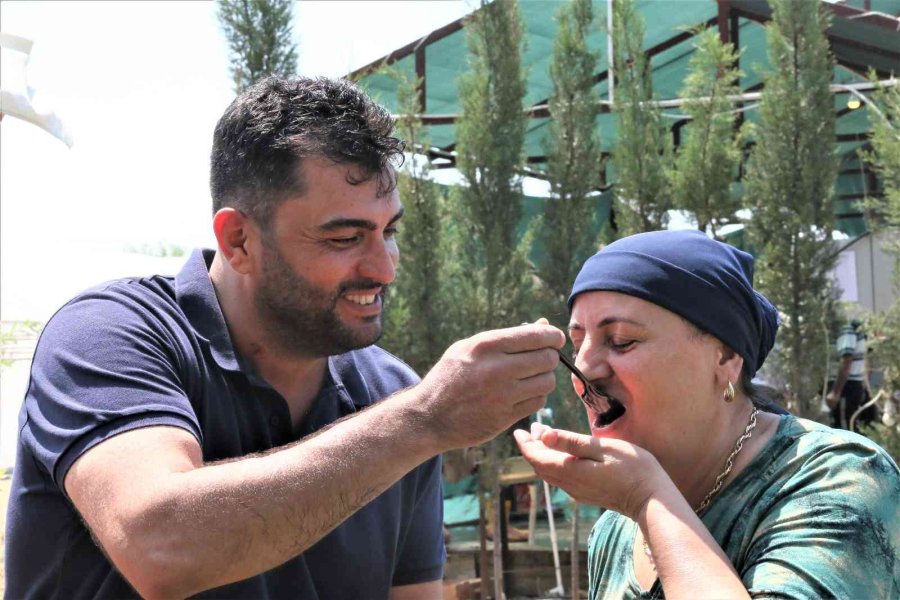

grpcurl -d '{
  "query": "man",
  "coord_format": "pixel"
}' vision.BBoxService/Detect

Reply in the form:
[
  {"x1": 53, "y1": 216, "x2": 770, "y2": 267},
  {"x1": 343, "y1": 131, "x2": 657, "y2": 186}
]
[
  {"x1": 5, "y1": 76, "x2": 564, "y2": 599},
  {"x1": 826, "y1": 319, "x2": 875, "y2": 431}
]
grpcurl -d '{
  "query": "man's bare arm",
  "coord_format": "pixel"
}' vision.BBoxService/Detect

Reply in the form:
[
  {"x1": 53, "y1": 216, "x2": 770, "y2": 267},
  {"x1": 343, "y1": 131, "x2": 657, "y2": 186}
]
[
  {"x1": 826, "y1": 355, "x2": 853, "y2": 409},
  {"x1": 65, "y1": 323, "x2": 563, "y2": 599}
]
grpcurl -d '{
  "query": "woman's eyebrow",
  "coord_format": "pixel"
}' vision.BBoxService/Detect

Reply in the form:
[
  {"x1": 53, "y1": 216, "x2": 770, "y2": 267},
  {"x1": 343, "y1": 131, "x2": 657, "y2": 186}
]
[
  {"x1": 596, "y1": 316, "x2": 644, "y2": 328},
  {"x1": 569, "y1": 316, "x2": 645, "y2": 331}
]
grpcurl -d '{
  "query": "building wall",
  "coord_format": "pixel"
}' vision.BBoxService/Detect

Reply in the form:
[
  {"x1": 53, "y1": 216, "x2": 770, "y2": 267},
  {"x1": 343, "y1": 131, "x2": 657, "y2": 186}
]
[{"x1": 835, "y1": 230, "x2": 898, "y2": 315}]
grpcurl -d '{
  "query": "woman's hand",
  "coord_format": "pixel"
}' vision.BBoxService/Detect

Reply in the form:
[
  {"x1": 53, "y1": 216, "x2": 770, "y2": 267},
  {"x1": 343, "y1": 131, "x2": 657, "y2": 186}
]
[
  {"x1": 513, "y1": 423, "x2": 668, "y2": 521},
  {"x1": 517, "y1": 424, "x2": 751, "y2": 598}
]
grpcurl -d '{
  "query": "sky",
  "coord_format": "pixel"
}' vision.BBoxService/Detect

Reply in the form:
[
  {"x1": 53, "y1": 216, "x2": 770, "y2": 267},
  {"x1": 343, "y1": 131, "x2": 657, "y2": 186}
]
[{"x1": 0, "y1": 0, "x2": 478, "y2": 323}]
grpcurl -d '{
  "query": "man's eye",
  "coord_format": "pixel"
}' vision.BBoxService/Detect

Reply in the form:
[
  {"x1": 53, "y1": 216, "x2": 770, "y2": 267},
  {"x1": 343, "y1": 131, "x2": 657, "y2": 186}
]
[
  {"x1": 331, "y1": 235, "x2": 361, "y2": 246},
  {"x1": 384, "y1": 226, "x2": 399, "y2": 240}
]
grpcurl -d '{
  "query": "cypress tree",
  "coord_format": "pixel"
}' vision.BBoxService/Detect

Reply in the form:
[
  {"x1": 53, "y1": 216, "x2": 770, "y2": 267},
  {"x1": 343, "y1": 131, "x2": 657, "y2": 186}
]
[
  {"x1": 217, "y1": 0, "x2": 298, "y2": 94},
  {"x1": 537, "y1": 0, "x2": 603, "y2": 433},
  {"x1": 453, "y1": 0, "x2": 532, "y2": 333},
  {"x1": 380, "y1": 73, "x2": 455, "y2": 376},
  {"x1": 860, "y1": 78, "x2": 900, "y2": 412},
  {"x1": 610, "y1": 0, "x2": 671, "y2": 235},
  {"x1": 861, "y1": 79, "x2": 900, "y2": 259},
  {"x1": 668, "y1": 27, "x2": 745, "y2": 237},
  {"x1": 453, "y1": 6, "x2": 532, "y2": 585},
  {"x1": 744, "y1": 0, "x2": 838, "y2": 416}
]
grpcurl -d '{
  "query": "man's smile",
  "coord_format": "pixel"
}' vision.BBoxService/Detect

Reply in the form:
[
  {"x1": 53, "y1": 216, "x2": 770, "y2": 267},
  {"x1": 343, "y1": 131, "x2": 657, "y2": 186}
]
[{"x1": 345, "y1": 292, "x2": 378, "y2": 306}]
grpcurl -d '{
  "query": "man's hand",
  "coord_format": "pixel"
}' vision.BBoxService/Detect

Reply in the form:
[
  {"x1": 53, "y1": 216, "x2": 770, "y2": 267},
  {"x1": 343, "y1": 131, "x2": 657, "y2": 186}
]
[
  {"x1": 415, "y1": 320, "x2": 565, "y2": 451},
  {"x1": 514, "y1": 423, "x2": 665, "y2": 521}
]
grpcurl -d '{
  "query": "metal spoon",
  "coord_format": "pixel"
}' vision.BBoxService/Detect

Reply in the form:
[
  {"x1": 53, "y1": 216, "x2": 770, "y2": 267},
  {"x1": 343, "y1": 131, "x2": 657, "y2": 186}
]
[{"x1": 556, "y1": 349, "x2": 610, "y2": 413}]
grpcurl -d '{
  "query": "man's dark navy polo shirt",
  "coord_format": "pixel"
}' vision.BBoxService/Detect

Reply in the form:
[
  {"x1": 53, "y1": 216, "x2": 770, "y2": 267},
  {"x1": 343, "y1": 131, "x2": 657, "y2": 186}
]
[{"x1": 5, "y1": 249, "x2": 445, "y2": 599}]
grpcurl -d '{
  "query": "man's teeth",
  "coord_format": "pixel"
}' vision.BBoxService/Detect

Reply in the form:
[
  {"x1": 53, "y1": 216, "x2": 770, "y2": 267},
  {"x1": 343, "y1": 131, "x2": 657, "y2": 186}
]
[{"x1": 346, "y1": 293, "x2": 377, "y2": 305}]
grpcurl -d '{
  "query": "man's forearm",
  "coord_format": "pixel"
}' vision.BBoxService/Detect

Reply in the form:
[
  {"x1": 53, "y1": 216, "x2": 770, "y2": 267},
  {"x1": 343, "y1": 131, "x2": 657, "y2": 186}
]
[
  {"x1": 116, "y1": 389, "x2": 440, "y2": 598},
  {"x1": 828, "y1": 356, "x2": 853, "y2": 408},
  {"x1": 71, "y1": 322, "x2": 564, "y2": 599}
]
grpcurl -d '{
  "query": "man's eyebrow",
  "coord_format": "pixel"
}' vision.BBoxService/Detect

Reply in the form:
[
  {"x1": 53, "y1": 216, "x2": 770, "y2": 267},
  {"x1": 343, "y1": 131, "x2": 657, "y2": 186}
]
[
  {"x1": 568, "y1": 316, "x2": 645, "y2": 331},
  {"x1": 318, "y1": 207, "x2": 404, "y2": 232}
]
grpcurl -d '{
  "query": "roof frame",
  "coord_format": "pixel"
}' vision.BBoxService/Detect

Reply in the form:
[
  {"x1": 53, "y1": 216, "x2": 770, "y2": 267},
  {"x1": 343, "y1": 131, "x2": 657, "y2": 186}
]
[{"x1": 352, "y1": 0, "x2": 897, "y2": 214}]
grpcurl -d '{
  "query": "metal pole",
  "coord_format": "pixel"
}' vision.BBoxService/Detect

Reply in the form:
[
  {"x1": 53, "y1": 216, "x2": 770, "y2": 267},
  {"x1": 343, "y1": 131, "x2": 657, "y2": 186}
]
[
  {"x1": 570, "y1": 500, "x2": 580, "y2": 599},
  {"x1": 478, "y1": 475, "x2": 490, "y2": 600},
  {"x1": 537, "y1": 412, "x2": 565, "y2": 596},
  {"x1": 490, "y1": 440, "x2": 504, "y2": 600}
]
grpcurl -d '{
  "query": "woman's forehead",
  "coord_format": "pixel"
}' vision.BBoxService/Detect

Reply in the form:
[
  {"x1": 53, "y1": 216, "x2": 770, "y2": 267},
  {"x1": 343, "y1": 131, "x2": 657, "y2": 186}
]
[{"x1": 569, "y1": 291, "x2": 676, "y2": 330}]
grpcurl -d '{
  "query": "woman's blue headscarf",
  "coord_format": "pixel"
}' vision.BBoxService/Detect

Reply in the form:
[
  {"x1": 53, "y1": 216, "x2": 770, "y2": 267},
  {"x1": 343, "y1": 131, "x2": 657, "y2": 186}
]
[{"x1": 568, "y1": 230, "x2": 779, "y2": 374}]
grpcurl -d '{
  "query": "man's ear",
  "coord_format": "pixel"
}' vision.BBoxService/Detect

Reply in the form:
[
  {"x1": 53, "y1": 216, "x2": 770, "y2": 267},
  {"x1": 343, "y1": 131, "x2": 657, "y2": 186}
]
[
  {"x1": 213, "y1": 208, "x2": 254, "y2": 275},
  {"x1": 715, "y1": 344, "x2": 744, "y2": 390}
]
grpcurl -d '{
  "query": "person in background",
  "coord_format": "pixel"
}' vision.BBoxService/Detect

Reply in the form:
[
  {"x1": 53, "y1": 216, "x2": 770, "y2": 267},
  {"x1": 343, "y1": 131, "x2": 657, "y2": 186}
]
[
  {"x1": 826, "y1": 319, "x2": 877, "y2": 431},
  {"x1": 5, "y1": 76, "x2": 564, "y2": 600},
  {"x1": 515, "y1": 230, "x2": 899, "y2": 599}
]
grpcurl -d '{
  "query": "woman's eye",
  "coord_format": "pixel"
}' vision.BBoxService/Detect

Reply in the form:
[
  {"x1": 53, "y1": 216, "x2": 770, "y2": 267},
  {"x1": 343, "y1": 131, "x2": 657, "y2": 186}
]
[{"x1": 609, "y1": 339, "x2": 635, "y2": 351}]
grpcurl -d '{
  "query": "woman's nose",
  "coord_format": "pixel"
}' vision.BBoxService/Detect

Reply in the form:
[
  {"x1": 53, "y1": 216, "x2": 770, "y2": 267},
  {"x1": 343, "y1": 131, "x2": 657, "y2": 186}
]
[{"x1": 576, "y1": 346, "x2": 612, "y2": 381}]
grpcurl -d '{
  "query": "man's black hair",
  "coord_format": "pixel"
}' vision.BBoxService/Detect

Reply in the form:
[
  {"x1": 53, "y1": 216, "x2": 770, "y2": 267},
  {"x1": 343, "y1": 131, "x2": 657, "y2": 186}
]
[{"x1": 209, "y1": 76, "x2": 404, "y2": 229}]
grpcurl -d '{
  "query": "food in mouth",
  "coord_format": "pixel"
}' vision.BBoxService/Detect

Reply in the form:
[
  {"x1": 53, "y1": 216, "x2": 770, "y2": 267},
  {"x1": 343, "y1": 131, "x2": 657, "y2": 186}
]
[{"x1": 593, "y1": 395, "x2": 626, "y2": 428}]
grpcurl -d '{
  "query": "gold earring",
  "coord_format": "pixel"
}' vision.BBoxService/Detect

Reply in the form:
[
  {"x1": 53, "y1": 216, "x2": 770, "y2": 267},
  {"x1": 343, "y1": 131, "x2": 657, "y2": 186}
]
[{"x1": 724, "y1": 381, "x2": 736, "y2": 402}]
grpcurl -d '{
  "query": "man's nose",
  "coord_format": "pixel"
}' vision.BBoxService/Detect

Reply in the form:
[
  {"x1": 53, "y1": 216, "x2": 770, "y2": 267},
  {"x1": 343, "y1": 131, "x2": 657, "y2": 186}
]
[{"x1": 359, "y1": 238, "x2": 397, "y2": 284}]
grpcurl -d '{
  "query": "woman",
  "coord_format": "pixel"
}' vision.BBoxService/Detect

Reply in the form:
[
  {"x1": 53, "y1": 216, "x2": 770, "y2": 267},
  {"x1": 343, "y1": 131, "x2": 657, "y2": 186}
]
[{"x1": 515, "y1": 230, "x2": 899, "y2": 599}]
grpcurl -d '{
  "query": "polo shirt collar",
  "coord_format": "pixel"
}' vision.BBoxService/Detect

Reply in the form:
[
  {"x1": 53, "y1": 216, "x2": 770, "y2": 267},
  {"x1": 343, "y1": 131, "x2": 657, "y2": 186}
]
[
  {"x1": 328, "y1": 352, "x2": 375, "y2": 410},
  {"x1": 175, "y1": 249, "x2": 241, "y2": 372},
  {"x1": 175, "y1": 249, "x2": 380, "y2": 412}
]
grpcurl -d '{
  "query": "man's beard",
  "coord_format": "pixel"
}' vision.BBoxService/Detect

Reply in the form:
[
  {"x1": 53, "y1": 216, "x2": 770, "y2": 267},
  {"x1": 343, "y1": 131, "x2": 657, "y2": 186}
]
[{"x1": 254, "y1": 242, "x2": 387, "y2": 357}]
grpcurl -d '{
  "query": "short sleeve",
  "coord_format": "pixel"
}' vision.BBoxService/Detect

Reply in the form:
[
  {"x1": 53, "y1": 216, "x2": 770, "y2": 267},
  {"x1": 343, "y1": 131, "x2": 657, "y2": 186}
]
[
  {"x1": 742, "y1": 442, "x2": 900, "y2": 599},
  {"x1": 835, "y1": 328, "x2": 857, "y2": 357},
  {"x1": 22, "y1": 288, "x2": 202, "y2": 492},
  {"x1": 391, "y1": 455, "x2": 446, "y2": 586}
]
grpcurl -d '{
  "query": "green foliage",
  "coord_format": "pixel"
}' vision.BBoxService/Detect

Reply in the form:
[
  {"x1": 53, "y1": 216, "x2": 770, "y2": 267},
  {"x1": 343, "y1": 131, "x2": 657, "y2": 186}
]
[
  {"x1": 125, "y1": 242, "x2": 186, "y2": 257},
  {"x1": 866, "y1": 303, "x2": 900, "y2": 399},
  {"x1": 217, "y1": 0, "x2": 297, "y2": 94},
  {"x1": 535, "y1": 0, "x2": 603, "y2": 434},
  {"x1": 539, "y1": 0, "x2": 603, "y2": 314},
  {"x1": 861, "y1": 78, "x2": 900, "y2": 399},
  {"x1": 610, "y1": 0, "x2": 672, "y2": 235},
  {"x1": 668, "y1": 27, "x2": 746, "y2": 237},
  {"x1": 860, "y1": 77, "x2": 900, "y2": 272},
  {"x1": 454, "y1": 0, "x2": 533, "y2": 333},
  {"x1": 858, "y1": 422, "x2": 900, "y2": 465},
  {"x1": 744, "y1": 0, "x2": 839, "y2": 417},
  {"x1": 379, "y1": 71, "x2": 456, "y2": 375},
  {"x1": 0, "y1": 321, "x2": 43, "y2": 369}
]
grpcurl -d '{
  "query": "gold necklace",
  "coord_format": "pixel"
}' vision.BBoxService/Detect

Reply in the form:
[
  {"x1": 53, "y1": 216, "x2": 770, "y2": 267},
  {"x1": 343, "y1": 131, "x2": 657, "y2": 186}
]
[{"x1": 641, "y1": 406, "x2": 759, "y2": 569}]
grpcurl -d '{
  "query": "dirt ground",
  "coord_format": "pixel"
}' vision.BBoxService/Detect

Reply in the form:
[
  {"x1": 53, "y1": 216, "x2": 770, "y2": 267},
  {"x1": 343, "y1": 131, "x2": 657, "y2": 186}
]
[{"x1": 1, "y1": 475, "x2": 10, "y2": 597}]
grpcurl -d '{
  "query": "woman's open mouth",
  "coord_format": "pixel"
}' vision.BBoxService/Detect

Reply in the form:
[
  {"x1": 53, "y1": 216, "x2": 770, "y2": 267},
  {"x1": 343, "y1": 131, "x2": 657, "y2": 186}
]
[{"x1": 593, "y1": 396, "x2": 626, "y2": 428}]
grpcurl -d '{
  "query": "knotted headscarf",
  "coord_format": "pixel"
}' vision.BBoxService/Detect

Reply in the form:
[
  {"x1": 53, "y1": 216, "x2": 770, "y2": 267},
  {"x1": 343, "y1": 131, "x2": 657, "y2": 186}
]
[{"x1": 568, "y1": 230, "x2": 779, "y2": 374}]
